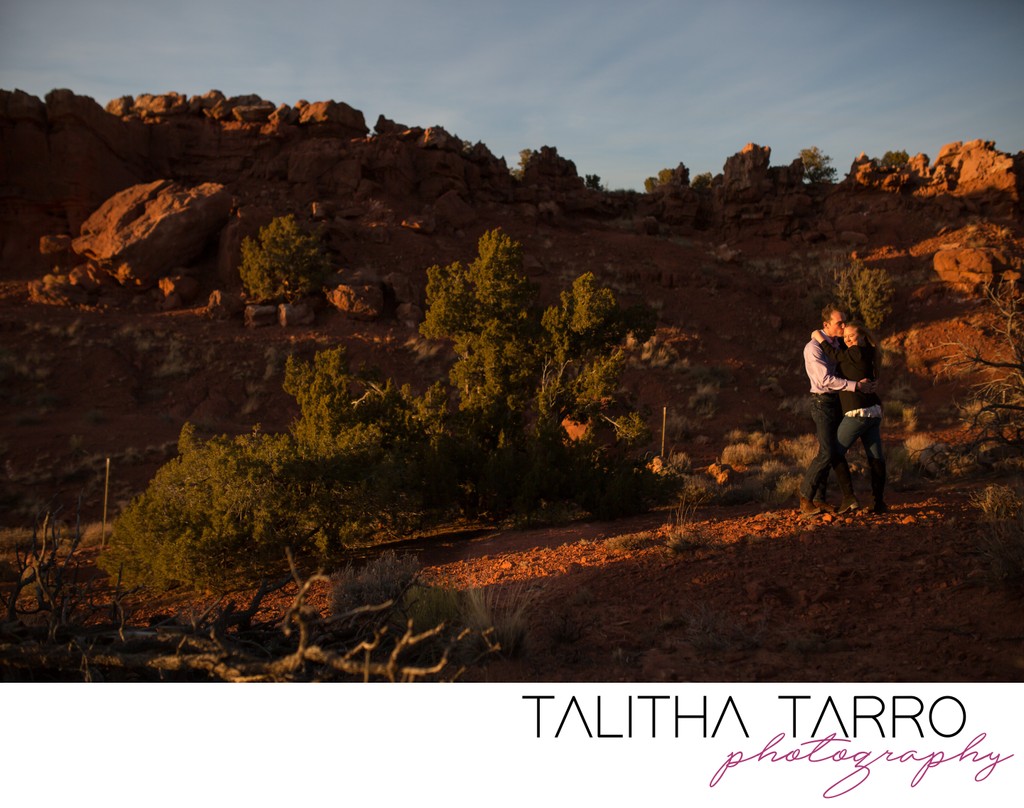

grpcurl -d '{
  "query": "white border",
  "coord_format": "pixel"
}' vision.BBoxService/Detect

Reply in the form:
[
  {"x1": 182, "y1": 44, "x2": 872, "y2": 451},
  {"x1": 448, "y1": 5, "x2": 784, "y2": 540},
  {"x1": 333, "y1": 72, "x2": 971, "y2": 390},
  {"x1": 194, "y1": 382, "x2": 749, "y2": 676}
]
[{"x1": 1, "y1": 682, "x2": 1019, "y2": 806}]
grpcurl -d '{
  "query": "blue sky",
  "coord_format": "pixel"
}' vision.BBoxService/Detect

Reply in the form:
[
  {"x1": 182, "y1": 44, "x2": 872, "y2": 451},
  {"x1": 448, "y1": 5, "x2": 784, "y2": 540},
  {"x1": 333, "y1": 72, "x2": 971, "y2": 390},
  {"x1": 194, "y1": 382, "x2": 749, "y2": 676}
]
[{"x1": 2, "y1": 0, "x2": 1022, "y2": 190}]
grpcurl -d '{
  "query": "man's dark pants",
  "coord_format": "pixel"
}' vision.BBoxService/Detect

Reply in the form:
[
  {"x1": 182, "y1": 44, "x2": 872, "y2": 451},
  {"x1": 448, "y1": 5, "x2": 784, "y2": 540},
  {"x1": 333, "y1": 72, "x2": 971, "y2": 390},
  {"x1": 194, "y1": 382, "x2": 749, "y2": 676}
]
[{"x1": 799, "y1": 393, "x2": 848, "y2": 501}]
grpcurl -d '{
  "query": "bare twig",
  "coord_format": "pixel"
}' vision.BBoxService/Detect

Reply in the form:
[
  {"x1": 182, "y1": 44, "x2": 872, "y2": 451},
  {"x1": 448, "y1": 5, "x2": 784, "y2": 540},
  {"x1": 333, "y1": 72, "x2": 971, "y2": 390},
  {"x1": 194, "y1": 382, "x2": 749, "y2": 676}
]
[{"x1": 942, "y1": 283, "x2": 1024, "y2": 456}]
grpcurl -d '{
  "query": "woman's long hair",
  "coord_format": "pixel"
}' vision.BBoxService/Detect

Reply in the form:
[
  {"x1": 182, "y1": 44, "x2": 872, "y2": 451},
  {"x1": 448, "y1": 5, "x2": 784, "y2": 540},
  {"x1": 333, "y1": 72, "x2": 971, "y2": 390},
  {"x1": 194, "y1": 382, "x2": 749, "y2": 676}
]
[{"x1": 846, "y1": 321, "x2": 881, "y2": 377}]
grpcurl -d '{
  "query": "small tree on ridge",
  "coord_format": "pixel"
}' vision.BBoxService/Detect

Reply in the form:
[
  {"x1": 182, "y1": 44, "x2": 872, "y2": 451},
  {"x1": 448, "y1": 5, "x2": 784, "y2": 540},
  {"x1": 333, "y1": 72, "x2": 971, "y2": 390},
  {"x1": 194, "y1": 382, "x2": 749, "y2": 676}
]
[{"x1": 800, "y1": 147, "x2": 838, "y2": 184}]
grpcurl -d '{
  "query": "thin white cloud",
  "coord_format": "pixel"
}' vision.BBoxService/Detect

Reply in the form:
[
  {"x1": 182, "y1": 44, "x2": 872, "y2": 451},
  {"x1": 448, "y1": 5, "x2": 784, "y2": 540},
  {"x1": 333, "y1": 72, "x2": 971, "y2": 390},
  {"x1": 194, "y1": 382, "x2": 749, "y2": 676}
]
[{"x1": 1, "y1": 0, "x2": 1021, "y2": 190}]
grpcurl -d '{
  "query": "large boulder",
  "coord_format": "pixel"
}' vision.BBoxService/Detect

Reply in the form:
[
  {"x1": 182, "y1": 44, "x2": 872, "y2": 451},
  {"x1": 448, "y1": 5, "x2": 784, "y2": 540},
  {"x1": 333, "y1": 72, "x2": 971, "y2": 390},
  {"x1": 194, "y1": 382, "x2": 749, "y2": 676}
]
[
  {"x1": 72, "y1": 180, "x2": 233, "y2": 287},
  {"x1": 325, "y1": 282, "x2": 384, "y2": 320},
  {"x1": 130, "y1": 92, "x2": 191, "y2": 119},
  {"x1": 933, "y1": 247, "x2": 1021, "y2": 292},
  {"x1": 298, "y1": 100, "x2": 368, "y2": 136}
]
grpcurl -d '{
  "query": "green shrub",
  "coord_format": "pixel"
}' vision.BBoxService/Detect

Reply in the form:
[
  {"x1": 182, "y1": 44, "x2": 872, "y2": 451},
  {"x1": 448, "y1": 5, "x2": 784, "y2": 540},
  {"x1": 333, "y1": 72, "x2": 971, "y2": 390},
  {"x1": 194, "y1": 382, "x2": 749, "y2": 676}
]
[
  {"x1": 239, "y1": 214, "x2": 331, "y2": 302},
  {"x1": 691, "y1": 172, "x2": 713, "y2": 191},
  {"x1": 851, "y1": 265, "x2": 895, "y2": 329},
  {"x1": 101, "y1": 425, "x2": 305, "y2": 589},
  {"x1": 421, "y1": 228, "x2": 539, "y2": 435},
  {"x1": 643, "y1": 166, "x2": 685, "y2": 193},
  {"x1": 107, "y1": 231, "x2": 666, "y2": 591},
  {"x1": 833, "y1": 259, "x2": 895, "y2": 329},
  {"x1": 102, "y1": 353, "x2": 445, "y2": 591},
  {"x1": 880, "y1": 150, "x2": 910, "y2": 168},
  {"x1": 422, "y1": 229, "x2": 658, "y2": 519}
]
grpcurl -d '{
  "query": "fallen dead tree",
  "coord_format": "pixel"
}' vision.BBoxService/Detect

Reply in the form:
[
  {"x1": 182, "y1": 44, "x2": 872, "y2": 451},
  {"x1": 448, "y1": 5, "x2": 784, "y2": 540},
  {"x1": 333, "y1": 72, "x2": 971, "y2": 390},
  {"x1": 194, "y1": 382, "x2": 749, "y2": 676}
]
[{"x1": 1, "y1": 526, "x2": 493, "y2": 682}]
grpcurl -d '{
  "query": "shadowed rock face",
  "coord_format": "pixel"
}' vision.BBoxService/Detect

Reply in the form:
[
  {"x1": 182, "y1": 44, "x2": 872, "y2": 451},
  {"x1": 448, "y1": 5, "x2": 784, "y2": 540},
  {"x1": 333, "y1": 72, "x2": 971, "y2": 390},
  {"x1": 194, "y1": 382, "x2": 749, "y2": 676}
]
[{"x1": 1, "y1": 89, "x2": 1021, "y2": 295}]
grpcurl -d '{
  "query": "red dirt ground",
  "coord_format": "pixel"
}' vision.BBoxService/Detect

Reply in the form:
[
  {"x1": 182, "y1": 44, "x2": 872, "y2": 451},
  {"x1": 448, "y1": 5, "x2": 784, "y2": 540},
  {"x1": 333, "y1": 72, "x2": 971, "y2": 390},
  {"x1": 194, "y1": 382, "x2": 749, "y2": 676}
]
[
  {"x1": 420, "y1": 486, "x2": 1023, "y2": 682},
  {"x1": 34, "y1": 482, "x2": 1016, "y2": 683}
]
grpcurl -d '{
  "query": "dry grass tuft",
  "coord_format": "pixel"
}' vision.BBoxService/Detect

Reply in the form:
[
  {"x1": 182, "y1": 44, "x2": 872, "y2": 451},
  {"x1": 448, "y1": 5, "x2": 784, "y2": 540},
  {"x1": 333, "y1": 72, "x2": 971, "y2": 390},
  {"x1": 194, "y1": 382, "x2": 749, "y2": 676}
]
[
  {"x1": 688, "y1": 383, "x2": 720, "y2": 419},
  {"x1": 605, "y1": 531, "x2": 660, "y2": 552},
  {"x1": 330, "y1": 551, "x2": 421, "y2": 615},
  {"x1": 720, "y1": 430, "x2": 772, "y2": 466},
  {"x1": 402, "y1": 584, "x2": 464, "y2": 633},
  {"x1": 461, "y1": 583, "x2": 534, "y2": 658},
  {"x1": 665, "y1": 489, "x2": 718, "y2": 552},
  {"x1": 970, "y1": 483, "x2": 1024, "y2": 590}
]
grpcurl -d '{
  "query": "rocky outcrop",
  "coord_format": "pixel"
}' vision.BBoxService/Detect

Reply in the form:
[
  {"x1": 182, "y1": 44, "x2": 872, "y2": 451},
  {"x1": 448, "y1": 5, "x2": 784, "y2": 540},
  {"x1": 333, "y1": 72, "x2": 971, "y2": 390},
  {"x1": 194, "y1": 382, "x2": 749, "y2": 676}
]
[
  {"x1": 3, "y1": 88, "x2": 1022, "y2": 297},
  {"x1": 72, "y1": 180, "x2": 233, "y2": 287},
  {"x1": 931, "y1": 140, "x2": 1020, "y2": 216},
  {"x1": 205, "y1": 289, "x2": 245, "y2": 320},
  {"x1": 720, "y1": 144, "x2": 777, "y2": 203},
  {"x1": 104, "y1": 90, "x2": 368, "y2": 136},
  {"x1": 510, "y1": 146, "x2": 617, "y2": 220},
  {"x1": 842, "y1": 140, "x2": 1021, "y2": 220},
  {"x1": 636, "y1": 163, "x2": 709, "y2": 228},
  {"x1": 708, "y1": 140, "x2": 1021, "y2": 244},
  {"x1": 158, "y1": 274, "x2": 201, "y2": 309},
  {"x1": 326, "y1": 282, "x2": 384, "y2": 320},
  {"x1": 714, "y1": 144, "x2": 811, "y2": 239},
  {"x1": 0, "y1": 89, "x2": 150, "y2": 274},
  {"x1": 933, "y1": 247, "x2": 1022, "y2": 292},
  {"x1": 517, "y1": 146, "x2": 585, "y2": 196},
  {"x1": 296, "y1": 100, "x2": 367, "y2": 135}
]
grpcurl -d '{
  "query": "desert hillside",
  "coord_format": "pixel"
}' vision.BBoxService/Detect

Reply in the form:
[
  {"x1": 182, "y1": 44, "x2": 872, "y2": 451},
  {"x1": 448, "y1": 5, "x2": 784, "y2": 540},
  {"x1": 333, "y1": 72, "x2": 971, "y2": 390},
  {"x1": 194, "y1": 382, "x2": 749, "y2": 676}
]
[{"x1": 0, "y1": 89, "x2": 1022, "y2": 681}]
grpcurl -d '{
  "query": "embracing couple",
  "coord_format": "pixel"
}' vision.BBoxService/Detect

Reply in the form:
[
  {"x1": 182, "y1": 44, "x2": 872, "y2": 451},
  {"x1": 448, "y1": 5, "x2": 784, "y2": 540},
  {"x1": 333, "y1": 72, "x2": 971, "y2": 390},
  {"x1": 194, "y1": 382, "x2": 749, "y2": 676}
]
[{"x1": 798, "y1": 302, "x2": 888, "y2": 518}]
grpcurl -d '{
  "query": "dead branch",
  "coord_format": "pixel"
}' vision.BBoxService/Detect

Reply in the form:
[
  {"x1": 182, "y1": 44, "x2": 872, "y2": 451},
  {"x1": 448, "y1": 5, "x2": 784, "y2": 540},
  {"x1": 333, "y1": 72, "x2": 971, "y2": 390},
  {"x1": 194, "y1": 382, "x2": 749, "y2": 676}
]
[
  {"x1": 1, "y1": 551, "x2": 494, "y2": 682},
  {"x1": 942, "y1": 282, "x2": 1024, "y2": 457}
]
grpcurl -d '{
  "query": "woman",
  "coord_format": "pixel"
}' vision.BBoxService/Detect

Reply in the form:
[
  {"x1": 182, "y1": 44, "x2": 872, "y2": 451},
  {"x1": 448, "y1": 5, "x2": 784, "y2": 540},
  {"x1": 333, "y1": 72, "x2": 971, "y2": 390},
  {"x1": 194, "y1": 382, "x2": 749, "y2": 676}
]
[{"x1": 811, "y1": 322, "x2": 888, "y2": 514}]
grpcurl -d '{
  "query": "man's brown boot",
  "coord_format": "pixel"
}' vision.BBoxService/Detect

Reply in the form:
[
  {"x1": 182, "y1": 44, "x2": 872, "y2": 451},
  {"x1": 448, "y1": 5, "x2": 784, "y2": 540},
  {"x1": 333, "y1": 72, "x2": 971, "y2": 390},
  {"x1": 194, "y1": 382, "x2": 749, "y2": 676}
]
[
  {"x1": 837, "y1": 496, "x2": 860, "y2": 514},
  {"x1": 799, "y1": 496, "x2": 822, "y2": 518}
]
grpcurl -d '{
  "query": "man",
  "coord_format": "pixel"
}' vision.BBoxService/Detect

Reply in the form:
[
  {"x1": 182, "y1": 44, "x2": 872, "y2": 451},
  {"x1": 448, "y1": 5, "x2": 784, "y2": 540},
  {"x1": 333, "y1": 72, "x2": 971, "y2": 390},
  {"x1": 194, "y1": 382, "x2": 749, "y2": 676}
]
[{"x1": 798, "y1": 303, "x2": 875, "y2": 517}]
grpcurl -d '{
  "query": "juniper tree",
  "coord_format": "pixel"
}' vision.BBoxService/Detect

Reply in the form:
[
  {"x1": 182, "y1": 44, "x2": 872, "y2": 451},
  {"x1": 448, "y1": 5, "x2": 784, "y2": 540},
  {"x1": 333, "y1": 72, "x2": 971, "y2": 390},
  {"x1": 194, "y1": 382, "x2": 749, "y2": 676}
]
[{"x1": 239, "y1": 214, "x2": 331, "y2": 302}]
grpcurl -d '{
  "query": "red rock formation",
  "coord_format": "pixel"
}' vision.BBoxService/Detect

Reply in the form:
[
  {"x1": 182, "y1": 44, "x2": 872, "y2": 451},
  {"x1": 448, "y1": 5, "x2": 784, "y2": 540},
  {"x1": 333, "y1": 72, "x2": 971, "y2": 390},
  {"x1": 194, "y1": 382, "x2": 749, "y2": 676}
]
[
  {"x1": 933, "y1": 246, "x2": 1022, "y2": 292},
  {"x1": 2, "y1": 88, "x2": 1021, "y2": 300},
  {"x1": 714, "y1": 144, "x2": 811, "y2": 239},
  {"x1": 0, "y1": 89, "x2": 150, "y2": 275}
]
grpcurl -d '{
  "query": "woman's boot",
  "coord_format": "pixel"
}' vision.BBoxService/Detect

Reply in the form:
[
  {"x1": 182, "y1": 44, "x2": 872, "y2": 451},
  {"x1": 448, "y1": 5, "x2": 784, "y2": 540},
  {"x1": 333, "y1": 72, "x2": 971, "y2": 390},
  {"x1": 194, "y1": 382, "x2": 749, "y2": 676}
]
[
  {"x1": 833, "y1": 458, "x2": 859, "y2": 514},
  {"x1": 868, "y1": 458, "x2": 888, "y2": 513}
]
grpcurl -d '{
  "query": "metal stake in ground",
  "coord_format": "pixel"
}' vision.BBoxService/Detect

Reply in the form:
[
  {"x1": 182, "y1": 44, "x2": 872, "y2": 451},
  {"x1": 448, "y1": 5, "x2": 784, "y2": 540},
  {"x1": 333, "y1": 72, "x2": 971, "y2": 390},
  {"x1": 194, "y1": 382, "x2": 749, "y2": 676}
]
[{"x1": 101, "y1": 457, "x2": 110, "y2": 548}]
